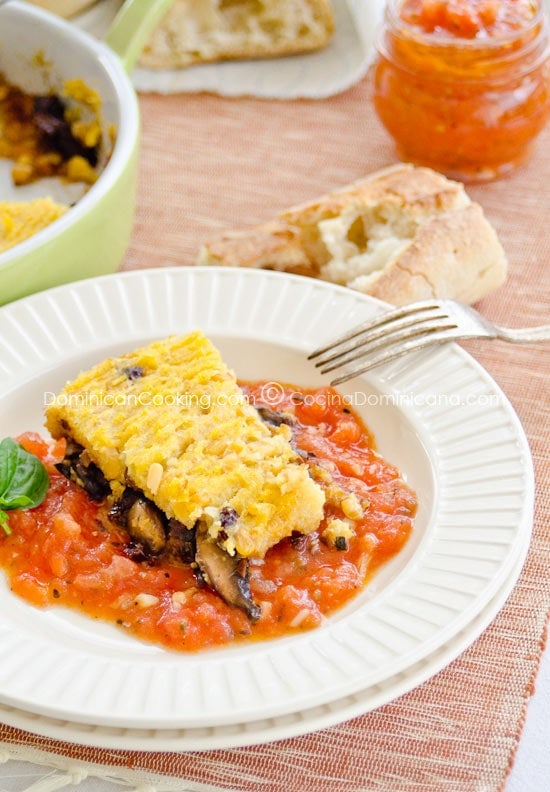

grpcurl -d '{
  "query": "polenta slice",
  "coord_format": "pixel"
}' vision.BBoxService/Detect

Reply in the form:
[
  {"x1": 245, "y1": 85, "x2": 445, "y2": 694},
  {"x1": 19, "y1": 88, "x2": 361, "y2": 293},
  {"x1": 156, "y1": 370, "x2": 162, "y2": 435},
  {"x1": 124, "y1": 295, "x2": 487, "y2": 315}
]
[{"x1": 45, "y1": 332, "x2": 325, "y2": 618}]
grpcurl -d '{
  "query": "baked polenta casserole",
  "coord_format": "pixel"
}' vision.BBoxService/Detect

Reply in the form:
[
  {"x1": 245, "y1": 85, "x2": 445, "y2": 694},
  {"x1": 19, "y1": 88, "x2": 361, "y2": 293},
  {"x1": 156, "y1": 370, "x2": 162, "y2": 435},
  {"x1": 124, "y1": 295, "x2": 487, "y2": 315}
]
[{"x1": 45, "y1": 331, "x2": 325, "y2": 619}]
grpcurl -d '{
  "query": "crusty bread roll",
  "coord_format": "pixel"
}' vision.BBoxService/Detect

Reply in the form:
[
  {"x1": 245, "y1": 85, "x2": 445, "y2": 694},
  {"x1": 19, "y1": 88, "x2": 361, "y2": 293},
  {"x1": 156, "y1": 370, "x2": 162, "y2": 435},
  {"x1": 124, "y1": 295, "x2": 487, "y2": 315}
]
[
  {"x1": 26, "y1": 0, "x2": 98, "y2": 18},
  {"x1": 198, "y1": 164, "x2": 508, "y2": 306},
  {"x1": 139, "y1": 0, "x2": 335, "y2": 69}
]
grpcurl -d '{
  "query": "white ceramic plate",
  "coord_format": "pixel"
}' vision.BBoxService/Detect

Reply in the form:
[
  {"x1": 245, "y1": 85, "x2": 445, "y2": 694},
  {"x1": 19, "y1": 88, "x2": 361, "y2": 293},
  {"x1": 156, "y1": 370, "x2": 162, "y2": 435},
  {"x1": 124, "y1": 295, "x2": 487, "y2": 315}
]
[
  {"x1": 0, "y1": 550, "x2": 527, "y2": 751},
  {"x1": 0, "y1": 267, "x2": 534, "y2": 729},
  {"x1": 74, "y1": 0, "x2": 384, "y2": 98}
]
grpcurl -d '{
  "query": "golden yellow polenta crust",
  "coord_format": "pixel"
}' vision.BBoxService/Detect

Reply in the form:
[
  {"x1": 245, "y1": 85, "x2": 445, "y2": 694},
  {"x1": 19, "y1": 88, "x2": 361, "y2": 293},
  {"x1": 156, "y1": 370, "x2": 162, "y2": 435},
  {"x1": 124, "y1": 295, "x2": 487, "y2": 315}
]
[{"x1": 45, "y1": 331, "x2": 325, "y2": 558}]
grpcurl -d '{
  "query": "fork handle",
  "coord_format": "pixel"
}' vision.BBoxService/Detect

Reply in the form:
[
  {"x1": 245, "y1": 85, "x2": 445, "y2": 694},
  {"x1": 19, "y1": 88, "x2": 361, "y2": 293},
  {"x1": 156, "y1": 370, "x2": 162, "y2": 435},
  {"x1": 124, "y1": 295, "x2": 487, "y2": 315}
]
[{"x1": 498, "y1": 325, "x2": 550, "y2": 343}]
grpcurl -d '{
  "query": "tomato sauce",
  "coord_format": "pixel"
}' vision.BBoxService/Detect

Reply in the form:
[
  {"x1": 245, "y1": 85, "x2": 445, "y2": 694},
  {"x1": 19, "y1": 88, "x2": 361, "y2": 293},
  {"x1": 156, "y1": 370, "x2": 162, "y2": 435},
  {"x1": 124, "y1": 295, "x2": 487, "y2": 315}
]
[
  {"x1": 373, "y1": 0, "x2": 550, "y2": 182},
  {"x1": 1, "y1": 384, "x2": 417, "y2": 653}
]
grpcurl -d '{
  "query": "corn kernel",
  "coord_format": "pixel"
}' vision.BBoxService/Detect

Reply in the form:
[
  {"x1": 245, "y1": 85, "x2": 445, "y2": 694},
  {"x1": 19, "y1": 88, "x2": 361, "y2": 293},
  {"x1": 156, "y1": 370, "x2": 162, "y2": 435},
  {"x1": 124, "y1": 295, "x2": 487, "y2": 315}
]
[
  {"x1": 65, "y1": 155, "x2": 98, "y2": 185},
  {"x1": 134, "y1": 593, "x2": 159, "y2": 609}
]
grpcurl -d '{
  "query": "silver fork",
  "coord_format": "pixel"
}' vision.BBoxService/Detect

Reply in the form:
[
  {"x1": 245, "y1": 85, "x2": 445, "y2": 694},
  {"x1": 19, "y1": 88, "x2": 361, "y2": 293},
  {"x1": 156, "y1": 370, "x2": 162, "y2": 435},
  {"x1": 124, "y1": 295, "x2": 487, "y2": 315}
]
[{"x1": 309, "y1": 299, "x2": 550, "y2": 386}]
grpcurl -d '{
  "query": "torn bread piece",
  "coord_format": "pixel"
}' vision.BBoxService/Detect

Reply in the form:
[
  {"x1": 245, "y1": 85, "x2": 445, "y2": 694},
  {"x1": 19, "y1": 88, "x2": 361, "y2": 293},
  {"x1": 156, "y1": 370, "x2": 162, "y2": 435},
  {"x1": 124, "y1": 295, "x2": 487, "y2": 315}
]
[
  {"x1": 198, "y1": 164, "x2": 508, "y2": 306},
  {"x1": 25, "y1": 1, "x2": 98, "y2": 18},
  {"x1": 139, "y1": 0, "x2": 335, "y2": 69},
  {"x1": 45, "y1": 332, "x2": 325, "y2": 619}
]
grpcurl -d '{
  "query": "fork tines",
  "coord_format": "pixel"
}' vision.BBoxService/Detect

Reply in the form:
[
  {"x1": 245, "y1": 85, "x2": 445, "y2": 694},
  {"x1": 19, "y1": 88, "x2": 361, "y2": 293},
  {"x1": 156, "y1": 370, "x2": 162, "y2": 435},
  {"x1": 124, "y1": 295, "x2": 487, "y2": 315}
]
[{"x1": 308, "y1": 300, "x2": 458, "y2": 379}]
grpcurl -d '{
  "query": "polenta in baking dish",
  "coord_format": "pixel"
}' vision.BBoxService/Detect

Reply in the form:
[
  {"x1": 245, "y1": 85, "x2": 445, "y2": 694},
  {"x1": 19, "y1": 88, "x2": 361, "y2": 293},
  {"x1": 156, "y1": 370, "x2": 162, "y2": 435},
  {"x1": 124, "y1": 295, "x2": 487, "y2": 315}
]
[
  {"x1": 0, "y1": 332, "x2": 417, "y2": 651},
  {"x1": 0, "y1": 71, "x2": 105, "y2": 252},
  {"x1": 0, "y1": 71, "x2": 102, "y2": 188}
]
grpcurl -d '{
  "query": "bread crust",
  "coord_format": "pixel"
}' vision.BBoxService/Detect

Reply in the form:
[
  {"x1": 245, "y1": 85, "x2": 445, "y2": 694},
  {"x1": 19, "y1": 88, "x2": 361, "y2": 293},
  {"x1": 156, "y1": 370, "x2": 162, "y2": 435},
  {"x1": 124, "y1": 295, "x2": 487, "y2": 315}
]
[
  {"x1": 361, "y1": 203, "x2": 507, "y2": 305},
  {"x1": 139, "y1": 0, "x2": 335, "y2": 69},
  {"x1": 198, "y1": 164, "x2": 508, "y2": 306},
  {"x1": 26, "y1": 0, "x2": 98, "y2": 18}
]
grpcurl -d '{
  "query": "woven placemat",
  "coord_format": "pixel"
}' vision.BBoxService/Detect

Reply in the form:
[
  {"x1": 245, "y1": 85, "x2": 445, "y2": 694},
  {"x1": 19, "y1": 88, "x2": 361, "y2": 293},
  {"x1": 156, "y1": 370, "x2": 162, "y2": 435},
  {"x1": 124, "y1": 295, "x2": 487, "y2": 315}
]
[{"x1": 0, "y1": 72, "x2": 548, "y2": 791}]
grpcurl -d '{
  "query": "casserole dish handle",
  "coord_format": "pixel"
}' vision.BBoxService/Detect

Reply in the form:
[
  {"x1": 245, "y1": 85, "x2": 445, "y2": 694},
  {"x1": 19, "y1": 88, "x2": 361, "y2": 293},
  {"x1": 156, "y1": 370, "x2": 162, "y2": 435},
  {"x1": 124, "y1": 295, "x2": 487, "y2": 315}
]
[{"x1": 104, "y1": 0, "x2": 175, "y2": 73}]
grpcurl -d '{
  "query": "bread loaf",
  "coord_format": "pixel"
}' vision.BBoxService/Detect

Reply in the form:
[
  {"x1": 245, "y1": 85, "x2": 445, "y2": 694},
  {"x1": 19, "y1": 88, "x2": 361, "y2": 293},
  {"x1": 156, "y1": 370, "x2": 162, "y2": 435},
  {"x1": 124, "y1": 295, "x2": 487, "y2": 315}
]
[
  {"x1": 139, "y1": 0, "x2": 335, "y2": 69},
  {"x1": 198, "y1": 164, "x2": 508, "y2": 306},
  {"x1": 25, "y1": 0, "x2": 98, "y2": 18}
]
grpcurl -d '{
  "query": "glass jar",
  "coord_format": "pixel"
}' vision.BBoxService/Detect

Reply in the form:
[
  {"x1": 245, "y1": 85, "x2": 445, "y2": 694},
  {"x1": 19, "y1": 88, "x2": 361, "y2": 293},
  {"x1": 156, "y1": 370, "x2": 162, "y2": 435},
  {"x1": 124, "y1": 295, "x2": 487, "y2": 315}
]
[{"x1": 373, "y1": 0, "x2": 550, "y2": 182}]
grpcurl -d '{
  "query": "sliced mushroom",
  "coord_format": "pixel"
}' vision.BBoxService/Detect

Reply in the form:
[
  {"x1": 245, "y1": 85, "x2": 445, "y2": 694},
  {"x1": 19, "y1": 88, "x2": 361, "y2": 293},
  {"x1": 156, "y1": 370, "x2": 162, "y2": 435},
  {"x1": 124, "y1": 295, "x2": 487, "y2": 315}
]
[
  {"x1": 126, "y1": 498, "x2": 166, "y2": 554},
  {"x1": 195, "y1": 523, "x2": 261, "y2": 621},
  {"x1": 107, "y1": 487, "x2": 139, "y2": 527},
  {"x1": 34, "y1": 94, "x2": 99, "y2": 166},
  {"x1": 256, "y1": 406, "x2": 296, "y2": 427},
  {"x1": 55, "y1": 439, "x2": 110, "y2": 502},
  {"x1": 164, "y1": 518, "x2": 196, "y2": 565}
]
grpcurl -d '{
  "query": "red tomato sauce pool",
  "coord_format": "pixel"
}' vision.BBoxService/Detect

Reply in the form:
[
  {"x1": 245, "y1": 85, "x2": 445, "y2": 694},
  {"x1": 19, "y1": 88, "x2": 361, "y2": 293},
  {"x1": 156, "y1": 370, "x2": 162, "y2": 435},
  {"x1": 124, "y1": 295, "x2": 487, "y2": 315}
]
[{"x1": 2, "y1": 384, "x2": 417, "y2": 652}]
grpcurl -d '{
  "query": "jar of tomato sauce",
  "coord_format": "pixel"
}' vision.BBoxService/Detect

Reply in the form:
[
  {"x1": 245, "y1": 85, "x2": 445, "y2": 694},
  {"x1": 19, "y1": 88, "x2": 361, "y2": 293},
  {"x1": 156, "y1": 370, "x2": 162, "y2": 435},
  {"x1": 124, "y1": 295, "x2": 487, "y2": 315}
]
[{"x1": 373, "y1": 0, "x2": 550, "y2": 182}]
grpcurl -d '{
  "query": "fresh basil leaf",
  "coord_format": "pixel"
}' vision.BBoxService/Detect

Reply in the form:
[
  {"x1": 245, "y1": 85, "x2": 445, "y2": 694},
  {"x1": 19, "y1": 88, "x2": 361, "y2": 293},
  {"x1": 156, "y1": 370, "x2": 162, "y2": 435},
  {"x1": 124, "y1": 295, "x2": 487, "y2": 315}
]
[
  {"x1": 1, "y1": 494, "x2": 35, "y2": 509},
  {"x1": 0, "y1": 438, "x2": 49, "y2": 534},
  {"x1": 0, "y1": 510, "x2": 10, "y2": 535}
]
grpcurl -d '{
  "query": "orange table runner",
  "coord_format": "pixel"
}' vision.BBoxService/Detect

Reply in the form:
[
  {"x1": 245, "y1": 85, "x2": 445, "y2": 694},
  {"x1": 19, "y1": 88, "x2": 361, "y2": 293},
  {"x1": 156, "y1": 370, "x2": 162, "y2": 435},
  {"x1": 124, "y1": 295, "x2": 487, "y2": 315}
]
[{"x1": 1, "y1": 72, "x2": 549, "y2": 792}]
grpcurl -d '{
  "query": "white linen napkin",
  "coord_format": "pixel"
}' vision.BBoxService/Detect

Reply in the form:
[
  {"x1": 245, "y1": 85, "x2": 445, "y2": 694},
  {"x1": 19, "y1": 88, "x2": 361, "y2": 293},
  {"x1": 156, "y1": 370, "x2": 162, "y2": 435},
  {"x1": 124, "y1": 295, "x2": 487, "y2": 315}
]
[{"x1": 76, "y1": 0, "x2": 386, "y2": 98}]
